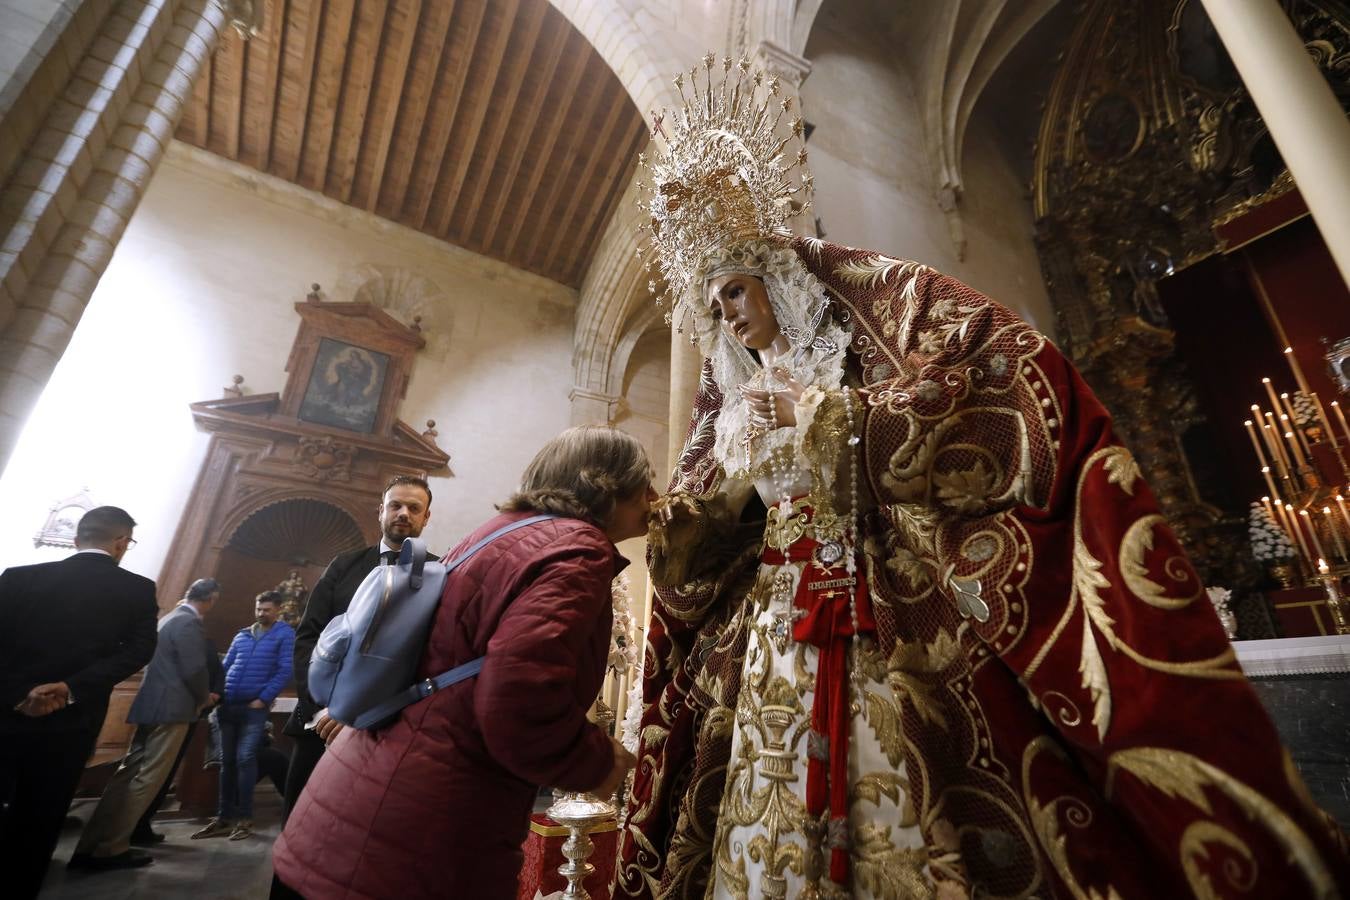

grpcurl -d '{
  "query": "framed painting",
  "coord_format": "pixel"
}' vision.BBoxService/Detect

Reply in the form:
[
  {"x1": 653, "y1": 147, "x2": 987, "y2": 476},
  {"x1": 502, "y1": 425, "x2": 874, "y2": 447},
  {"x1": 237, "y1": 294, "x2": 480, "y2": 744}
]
[{"x1": 297, "y1": 338, "x2": 390, "y2": 433}]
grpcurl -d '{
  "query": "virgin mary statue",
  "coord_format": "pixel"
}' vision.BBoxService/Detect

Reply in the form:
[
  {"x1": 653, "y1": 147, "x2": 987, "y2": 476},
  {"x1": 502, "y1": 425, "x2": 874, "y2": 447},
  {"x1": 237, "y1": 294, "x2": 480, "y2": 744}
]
[{"x1": 616, "y1": 55, "x2": 1349, "y2": 900}]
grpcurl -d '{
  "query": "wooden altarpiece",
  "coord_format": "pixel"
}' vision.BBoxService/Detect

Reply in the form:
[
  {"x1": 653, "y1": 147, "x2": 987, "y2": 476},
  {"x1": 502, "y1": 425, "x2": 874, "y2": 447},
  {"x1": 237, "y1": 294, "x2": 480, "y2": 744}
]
[{"x1": 157, "y1": 295, "x2": 449, "y2": 636}]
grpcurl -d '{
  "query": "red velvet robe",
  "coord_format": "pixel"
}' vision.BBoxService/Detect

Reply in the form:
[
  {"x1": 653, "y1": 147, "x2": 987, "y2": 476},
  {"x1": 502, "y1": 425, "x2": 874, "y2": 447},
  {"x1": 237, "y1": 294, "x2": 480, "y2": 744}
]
[{"x1": 617, "y1": 237, "x2": 1349, "y2": 898}]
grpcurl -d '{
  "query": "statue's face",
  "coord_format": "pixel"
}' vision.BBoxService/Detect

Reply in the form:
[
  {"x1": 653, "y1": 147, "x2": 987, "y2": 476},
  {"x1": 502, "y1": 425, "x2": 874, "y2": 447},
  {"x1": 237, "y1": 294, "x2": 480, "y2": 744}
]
[{"x1": 706, "y1": 273, "x2": 781, "y2": 351}]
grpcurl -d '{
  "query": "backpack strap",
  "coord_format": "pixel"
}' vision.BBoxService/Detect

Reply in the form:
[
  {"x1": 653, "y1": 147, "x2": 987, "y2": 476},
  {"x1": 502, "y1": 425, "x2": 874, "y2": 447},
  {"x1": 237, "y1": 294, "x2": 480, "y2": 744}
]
[
  {"x1": 353, "y1": 657, "x2": 485, "y2": 730},
  {"x1": 354, "y1": 514, "x2": 558, "y2": 730}
]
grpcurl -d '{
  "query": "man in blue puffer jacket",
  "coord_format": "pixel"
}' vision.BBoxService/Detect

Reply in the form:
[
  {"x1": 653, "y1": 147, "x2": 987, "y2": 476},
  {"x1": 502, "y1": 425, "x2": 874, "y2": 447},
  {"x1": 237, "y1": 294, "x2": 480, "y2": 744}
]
[{"x1": 191, "y1": 591, "x2": 293, "y2": 842}]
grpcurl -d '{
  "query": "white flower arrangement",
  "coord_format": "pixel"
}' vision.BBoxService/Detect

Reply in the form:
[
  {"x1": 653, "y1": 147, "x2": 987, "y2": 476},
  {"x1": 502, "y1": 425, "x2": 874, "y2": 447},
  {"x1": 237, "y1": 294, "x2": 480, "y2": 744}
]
[
  {"x1": 1291, "y1": 391, "x2": 1317, "y2": 428},
  {"x1": 608, "y1": 571, "x2": 640, "y2": 674},
  {"x1": 620, "y1": 679, "x2": 643, "y2": 754},
  {"x1": 1248, "y1": 501, "x2": 1296, "y2": 563},
  {"x1": 1206, "y1": 586, "x2": 1237, "y2": 639}
]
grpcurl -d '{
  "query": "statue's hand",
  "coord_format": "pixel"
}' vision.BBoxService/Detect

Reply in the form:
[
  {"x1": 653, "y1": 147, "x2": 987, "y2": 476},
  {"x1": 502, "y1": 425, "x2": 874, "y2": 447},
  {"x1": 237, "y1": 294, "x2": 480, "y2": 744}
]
[
  {"x1": 739, "y1": 368, "x2": 806, "y2": 429},
  {"x1": 653, "y1": 493, "x2": 699, "y2": 529}
]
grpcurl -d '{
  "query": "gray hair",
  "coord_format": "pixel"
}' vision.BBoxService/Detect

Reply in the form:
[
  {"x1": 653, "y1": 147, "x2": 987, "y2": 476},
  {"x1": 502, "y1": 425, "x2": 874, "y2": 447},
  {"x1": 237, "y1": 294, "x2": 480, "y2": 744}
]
[
  {"x1": 499, "y1": 426, "x2": 653, "y2": 526},
  {"x1": 184, "y1": 578, "x2": 220, "y2": 602}
]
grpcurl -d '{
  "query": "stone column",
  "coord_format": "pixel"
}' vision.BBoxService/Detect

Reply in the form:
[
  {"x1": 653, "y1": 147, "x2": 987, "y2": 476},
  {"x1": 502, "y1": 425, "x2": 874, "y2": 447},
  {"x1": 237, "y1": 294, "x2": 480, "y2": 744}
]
[
  {"x1": 569, "y1": 387, "x2": 622, "y2": 426},
  {"x1": 1199, "y1": 0, "x2": 1350, "y2": 286},
  {"x1": 0, "y1": 0, "x2": 230, "y2": 469},
  {"x1": 666, "y1": 327, "x2": 701, "y2": 478}
]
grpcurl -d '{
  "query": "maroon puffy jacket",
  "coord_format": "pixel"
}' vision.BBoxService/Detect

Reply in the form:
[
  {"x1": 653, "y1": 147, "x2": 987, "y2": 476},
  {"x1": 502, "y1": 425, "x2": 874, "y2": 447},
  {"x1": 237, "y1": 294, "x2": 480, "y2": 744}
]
[{"x1": 273, "y1": 512, "x2": 624, "y2": 899}]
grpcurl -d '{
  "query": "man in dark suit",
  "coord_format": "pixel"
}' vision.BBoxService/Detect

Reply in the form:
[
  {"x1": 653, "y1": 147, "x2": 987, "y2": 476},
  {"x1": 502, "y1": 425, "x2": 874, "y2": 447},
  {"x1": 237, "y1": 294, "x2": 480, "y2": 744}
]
[
  {"x1": 281, "y1": 474, "x2": 434, "y2": 820},
  {"x1": 0, "y1": 506, "x2": 158, "y2": 899},
  {"x1": 69, "y1": 578, "x2": 217, "y2": 870}
]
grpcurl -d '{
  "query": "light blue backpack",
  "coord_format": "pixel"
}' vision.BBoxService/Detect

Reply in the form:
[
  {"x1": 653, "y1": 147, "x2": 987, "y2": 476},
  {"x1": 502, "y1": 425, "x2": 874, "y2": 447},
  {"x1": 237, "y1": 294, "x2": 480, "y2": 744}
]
[{"x1": 309, "y1": 516, "x2": 555, "y2": 730}]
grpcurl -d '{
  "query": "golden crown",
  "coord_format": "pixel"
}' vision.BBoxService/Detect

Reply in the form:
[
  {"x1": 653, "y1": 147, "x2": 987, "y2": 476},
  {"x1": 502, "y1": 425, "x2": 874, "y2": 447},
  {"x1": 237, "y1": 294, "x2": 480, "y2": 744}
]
[{"x1": 638, "y1": 54, "x2": 813, "y2": 319}]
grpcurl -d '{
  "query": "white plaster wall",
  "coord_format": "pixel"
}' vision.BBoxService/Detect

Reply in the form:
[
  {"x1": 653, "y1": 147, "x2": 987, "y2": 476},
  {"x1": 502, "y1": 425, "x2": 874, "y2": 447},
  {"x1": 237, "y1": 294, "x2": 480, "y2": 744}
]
[
  {"x1": 801, "y1": 7, "x2": 1056, "y2": 334},
  {"x1": 0, "y1": 141, "x2": 580, "y2": 580}
]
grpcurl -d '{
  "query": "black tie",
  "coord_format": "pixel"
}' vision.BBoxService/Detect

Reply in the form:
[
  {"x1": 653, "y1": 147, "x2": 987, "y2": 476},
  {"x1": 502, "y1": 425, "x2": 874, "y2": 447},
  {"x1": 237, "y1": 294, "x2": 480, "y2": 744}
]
[{"x1": 381, "y1": 550, "x2": 399, "y2": 566}]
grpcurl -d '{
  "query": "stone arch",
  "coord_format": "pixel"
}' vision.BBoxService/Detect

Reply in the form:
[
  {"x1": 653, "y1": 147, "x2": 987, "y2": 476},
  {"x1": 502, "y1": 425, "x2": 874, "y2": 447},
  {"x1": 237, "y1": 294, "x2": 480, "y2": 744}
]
[
  {"x1": 573, "y1": 175, "x2": 651, "y2": 402},
  {"x1": 545, "y1": 0, "x2": 685, "y2": 117},
  {"x1": 610, "y1": 305, "x2": 664, "y2": 400},
  {"x1": 798, "y1": 1, "x2": 1059, "y2": 259},
  {"x1": 790, "y1": 0, "x2": 828, "y2": 55}
]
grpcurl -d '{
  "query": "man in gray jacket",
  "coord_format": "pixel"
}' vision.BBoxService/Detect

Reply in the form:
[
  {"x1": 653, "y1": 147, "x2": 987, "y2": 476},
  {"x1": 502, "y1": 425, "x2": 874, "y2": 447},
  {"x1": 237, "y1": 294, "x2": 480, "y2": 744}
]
[{"x1": 68, "y1": 579, "x2": 219, "y2": 871}]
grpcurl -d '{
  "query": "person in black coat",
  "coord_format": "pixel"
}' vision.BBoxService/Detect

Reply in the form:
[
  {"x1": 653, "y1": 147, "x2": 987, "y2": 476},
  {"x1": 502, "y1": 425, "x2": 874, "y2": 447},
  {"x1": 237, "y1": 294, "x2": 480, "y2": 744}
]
[
  {"x1": 0, "y1": 506, "x2": 158, "y2": 898},
  {"x1": 280, "y1": 474, "x2": 434, "y2": 820}
]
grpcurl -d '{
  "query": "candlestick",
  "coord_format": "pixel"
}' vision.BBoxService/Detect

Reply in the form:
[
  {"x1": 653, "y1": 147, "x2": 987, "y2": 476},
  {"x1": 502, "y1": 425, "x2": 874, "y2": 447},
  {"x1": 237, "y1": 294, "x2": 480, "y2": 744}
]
[
  {"x1": 547, "y1": 793, "x2": 616, "y2": 900},
  {"x1": 1283, "y1": 346, "x2": 1314, "y2": 398},
  {"x1": 1317, "y1": 558, "x2": 1350, "y2": 635},
  {"x1": 1324, "y1": 507, "x2": 1348, "y2": 562},
  {"x1": 1280, "y1": 392, "x2": 1314, "y2": 458},
  {"x1": 1300, "y1": 509, "x2": 1328, "y2": 562},
  {"x1": 1333, "y1": 401, "x2": 1350, "y2": 447}
]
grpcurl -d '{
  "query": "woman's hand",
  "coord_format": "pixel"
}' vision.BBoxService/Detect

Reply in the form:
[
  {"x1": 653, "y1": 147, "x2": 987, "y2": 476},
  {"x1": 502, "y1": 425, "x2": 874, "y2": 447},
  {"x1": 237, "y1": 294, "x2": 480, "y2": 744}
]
[
  {"x1": 739, "y1": 368, "x2": 806, "y2": 429},
  {"x1": 314, "y1": 708, "x2": 345, "y2": 745},
  {"x1": 593, "y1": 736, "x2": 638, "y2": 798}
]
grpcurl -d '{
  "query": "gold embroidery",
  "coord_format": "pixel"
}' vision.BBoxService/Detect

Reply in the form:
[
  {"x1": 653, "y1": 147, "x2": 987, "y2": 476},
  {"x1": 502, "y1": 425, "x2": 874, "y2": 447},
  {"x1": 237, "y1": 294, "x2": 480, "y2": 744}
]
[
  {"x1": 1106, "y1": 747, "x2": 1336, "y2": 899},
  {"x1": 1021, "y1": 738, "x2": 1123, "y2": 900},
  {"x1": 886, "y1": 633, "x2": 959, "y2": 732},
  {"x1": 1102, "y1": 446, "x2": 1141, "y2": 495},
  {"x1": 766, "y1": 499, "x2": 811, "y2": 551},
  {"x1": 1023, "y1": 446, "x2": 1245, "y2": 737},
  {"x1": 1119, "y1": 514, "x2": 1202, "y2": 610},
  {"x1": 1179, "y1": 821, "x2": 1257, "y2": 899}
]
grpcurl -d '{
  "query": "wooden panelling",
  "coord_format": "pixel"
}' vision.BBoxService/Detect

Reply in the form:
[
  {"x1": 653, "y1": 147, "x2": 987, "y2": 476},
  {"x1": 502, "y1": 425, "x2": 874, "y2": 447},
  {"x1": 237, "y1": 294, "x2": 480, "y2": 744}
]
[{"x1": 176, "y1": 0, "x2": 644, "y2": 288}]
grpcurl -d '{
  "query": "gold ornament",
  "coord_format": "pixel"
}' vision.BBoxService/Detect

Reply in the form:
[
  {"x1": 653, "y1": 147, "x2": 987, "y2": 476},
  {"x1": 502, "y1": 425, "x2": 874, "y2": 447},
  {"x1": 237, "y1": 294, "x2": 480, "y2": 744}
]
[{"x1": 639, "y1": 54, "x2": 813, "y2": 315}]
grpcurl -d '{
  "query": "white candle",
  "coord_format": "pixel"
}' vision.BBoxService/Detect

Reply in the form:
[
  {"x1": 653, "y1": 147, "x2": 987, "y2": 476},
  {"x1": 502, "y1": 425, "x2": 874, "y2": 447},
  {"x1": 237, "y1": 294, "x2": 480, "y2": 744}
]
[
  {"x1": 1264, "y1": 496, "x2": 1292, "y2": 545},
  {"x1": 1311, "y1": 393, "x2": 1339, "y2": 448},
  {"x1": 1333, "y1": 401, "x2": 1350, "y2": 447},
  {"x1": 1300, "y1": 509, "x2": 1328, "y2": 562},
  {"x1": 1264, "y1": 416, "x2": 1291, "y2": 478},
  {"x1": 1281, "y1": 415, "x2": 1307, "y2": 467},
  {"x1": 1261, "y1": 466, "x2": 1281, "y2": 503},
  {"x1": 1337, "y1": 495, "x2": 1350, "y2": 536},
  {"x1": 1245, "y1": 419, "x2": 1271, "y2": 470},
  {"x1": 1280, "y1": 501, "x2": 1313, "y2": 565},
  {"x1": 1263, "y1": 377, "x2": 1283, "y2": 419},
  {"x1": 1283, "y1": 346, "x2": 1314, "y2": 398}
]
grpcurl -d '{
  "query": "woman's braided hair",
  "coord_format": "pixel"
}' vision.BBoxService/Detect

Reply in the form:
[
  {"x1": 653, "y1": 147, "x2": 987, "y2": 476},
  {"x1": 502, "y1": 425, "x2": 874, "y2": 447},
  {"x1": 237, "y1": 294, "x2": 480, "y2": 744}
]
[{"x1": 499, "y1": 426, "x2": 653, "y2": 528}]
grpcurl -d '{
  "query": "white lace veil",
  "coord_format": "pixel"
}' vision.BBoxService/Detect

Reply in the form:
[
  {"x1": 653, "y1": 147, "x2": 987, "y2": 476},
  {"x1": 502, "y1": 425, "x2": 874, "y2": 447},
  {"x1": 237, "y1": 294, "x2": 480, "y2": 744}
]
[{"x1": 676, "y1": 242, "x2": 850, "y2": 475}]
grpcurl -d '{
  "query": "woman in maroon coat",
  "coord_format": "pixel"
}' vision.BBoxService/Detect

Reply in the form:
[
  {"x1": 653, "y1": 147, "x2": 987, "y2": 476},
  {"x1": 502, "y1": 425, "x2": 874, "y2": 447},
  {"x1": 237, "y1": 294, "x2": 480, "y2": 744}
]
[{"x1": 272, "y1": 426, "x2": 650, "y2": 899}]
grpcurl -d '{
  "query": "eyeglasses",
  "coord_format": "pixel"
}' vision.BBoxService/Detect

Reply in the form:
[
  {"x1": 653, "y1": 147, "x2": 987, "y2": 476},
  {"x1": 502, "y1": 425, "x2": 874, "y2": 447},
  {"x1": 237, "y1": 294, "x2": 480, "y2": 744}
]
[{"x1": 124, "y1": 536, "x2": 138, "y2": 548}]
